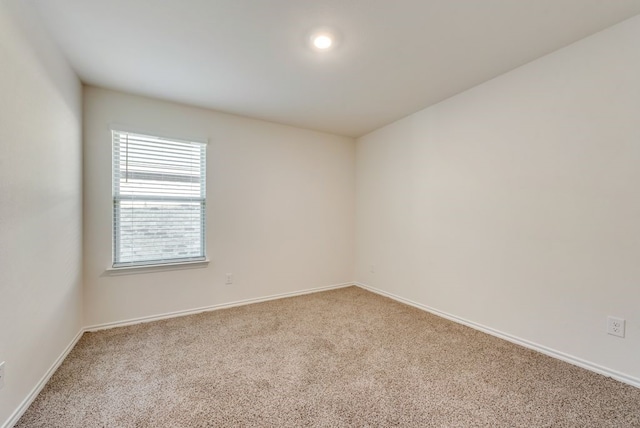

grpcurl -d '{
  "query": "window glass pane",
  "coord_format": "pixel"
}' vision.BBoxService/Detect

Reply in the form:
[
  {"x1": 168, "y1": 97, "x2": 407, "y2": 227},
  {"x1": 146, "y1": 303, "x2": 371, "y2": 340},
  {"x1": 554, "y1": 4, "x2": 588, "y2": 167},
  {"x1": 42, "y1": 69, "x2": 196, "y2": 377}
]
[{"x1": 115, "y1": 200, "x2": 204, "y2": 264}]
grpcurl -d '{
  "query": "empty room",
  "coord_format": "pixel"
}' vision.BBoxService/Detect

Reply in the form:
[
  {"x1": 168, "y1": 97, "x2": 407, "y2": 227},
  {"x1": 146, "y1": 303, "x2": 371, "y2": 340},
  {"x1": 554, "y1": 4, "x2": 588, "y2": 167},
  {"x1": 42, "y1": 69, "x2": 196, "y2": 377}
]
[{"x1": 1, "y1": 0, "x2": 640, "y2": 426}]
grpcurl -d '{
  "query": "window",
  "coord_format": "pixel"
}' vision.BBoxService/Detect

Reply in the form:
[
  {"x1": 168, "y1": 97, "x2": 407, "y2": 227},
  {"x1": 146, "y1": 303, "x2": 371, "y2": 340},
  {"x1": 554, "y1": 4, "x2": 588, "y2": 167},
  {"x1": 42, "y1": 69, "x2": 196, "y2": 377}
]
[{"x1": 112, "y1": 130, "x2": 206, "y2": 268}]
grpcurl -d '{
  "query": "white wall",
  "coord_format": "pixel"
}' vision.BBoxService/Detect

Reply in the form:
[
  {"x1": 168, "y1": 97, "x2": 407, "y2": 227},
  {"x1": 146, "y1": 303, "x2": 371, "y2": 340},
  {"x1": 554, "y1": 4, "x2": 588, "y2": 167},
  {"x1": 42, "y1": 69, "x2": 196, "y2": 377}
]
[
  {"x1": 83, "y1": 87, "x2": 355, "y2": 327},
  {"x1": 356, "y1": 15, "x2": 640, "y2": 382},
  {"x1": 0, "y1": 2, "x2": 83, "y2": 426}
]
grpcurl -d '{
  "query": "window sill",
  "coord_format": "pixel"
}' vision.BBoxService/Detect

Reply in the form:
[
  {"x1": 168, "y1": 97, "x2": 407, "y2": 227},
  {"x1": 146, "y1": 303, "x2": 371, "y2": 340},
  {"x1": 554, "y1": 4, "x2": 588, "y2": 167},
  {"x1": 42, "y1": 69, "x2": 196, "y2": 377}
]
[{"x1": 103, "y1": 259, "x2": 210, "y2": 276}]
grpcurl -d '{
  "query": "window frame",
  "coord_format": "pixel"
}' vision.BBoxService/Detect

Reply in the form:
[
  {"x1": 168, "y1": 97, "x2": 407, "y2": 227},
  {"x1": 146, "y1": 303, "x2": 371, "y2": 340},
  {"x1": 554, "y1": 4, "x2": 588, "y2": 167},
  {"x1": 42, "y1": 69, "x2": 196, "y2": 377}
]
[{"x1": 110, "y1": 127, "x2": 208, "y2": 270}]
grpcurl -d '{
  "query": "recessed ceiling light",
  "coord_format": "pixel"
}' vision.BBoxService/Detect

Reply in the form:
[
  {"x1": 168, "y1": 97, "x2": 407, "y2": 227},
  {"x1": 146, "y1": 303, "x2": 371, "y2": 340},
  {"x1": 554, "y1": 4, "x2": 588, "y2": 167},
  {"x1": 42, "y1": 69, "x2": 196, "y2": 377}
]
[
  {"x1": 313, "y1": 34, "x2": 333, "y2": 50},
  {"x1": 309, "y1": 28, "x2": 338, "y2": 52}
]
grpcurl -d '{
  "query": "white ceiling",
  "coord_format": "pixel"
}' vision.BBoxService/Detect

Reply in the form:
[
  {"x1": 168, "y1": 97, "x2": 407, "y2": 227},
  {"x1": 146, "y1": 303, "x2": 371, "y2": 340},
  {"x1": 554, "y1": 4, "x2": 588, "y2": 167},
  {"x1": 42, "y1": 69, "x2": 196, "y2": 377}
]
[{"x1": 26, "y1": 0, "x2": 640, "y2": 137}]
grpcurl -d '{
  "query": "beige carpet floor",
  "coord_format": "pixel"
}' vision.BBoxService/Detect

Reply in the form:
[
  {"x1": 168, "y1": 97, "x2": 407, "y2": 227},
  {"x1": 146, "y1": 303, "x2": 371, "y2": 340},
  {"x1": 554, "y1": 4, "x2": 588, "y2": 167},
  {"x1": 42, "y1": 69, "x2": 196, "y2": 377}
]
[{"x1": 16, "y1": 286, "x2": 640, "y2": 427}]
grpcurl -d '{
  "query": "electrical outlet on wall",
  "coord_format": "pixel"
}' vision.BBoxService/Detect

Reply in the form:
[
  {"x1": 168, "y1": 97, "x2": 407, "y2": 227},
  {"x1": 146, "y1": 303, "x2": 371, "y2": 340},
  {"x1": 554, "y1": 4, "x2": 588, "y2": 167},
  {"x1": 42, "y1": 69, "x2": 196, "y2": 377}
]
[
  {"x1": 225, "y1": 273, "x2": 233, "y2": 285},
  {"x1": 370, "y1": 265, "x2": 375, "y2": 274},
  {"x1": 607, "y1": 316, "x2": 625, "y2": 338}
]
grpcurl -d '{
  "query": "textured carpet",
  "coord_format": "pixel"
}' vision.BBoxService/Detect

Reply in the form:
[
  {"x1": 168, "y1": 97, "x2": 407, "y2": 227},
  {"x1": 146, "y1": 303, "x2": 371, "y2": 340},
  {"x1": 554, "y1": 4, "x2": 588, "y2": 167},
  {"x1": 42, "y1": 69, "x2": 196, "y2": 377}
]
[{"x1": 16, "y1": 286, "x2": 640, "y2": 427}]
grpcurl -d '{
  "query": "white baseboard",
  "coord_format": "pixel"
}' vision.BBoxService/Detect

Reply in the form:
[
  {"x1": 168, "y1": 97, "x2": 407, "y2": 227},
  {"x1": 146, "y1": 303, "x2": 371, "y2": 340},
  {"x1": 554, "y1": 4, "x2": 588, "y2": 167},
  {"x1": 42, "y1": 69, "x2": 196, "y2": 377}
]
[
  {"x1": 3, "y1": 329, "x2": 84, "y2": 428},
  {"x1": 85, "y1": 282, "x2": 354, "y2": 332},
  {"x1": 355, "y1": 282, "x2": 640, "y2": 389}
]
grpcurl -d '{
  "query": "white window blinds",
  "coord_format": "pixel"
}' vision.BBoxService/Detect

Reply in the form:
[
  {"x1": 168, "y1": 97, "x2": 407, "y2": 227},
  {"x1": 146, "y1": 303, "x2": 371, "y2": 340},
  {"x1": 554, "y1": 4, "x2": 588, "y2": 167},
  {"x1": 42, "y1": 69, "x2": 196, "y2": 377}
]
[{"x1": 112, "y1": 130, "x2": 206, "y2": 267}]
